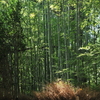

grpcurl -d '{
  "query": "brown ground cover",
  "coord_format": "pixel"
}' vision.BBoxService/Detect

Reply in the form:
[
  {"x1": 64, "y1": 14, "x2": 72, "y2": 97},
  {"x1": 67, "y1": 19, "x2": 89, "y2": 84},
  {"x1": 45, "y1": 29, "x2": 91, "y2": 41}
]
[{"x1": 0, "y1": 80, "x2": 100, "y2": 100}]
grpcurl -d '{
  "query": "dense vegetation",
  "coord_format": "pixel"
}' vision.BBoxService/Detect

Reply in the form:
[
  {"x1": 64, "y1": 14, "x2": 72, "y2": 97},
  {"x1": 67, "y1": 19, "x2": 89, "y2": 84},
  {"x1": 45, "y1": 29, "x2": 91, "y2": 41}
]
[{"x1": 0, "y1": 0, "x2": 100, "y2": 96}]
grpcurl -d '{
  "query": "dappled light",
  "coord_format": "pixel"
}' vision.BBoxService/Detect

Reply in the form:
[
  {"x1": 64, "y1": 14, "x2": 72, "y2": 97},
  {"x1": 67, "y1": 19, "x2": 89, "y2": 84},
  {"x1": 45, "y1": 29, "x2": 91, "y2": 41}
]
[{"x1": 0, "y1": 0, "x2": 100, "y2": 99}]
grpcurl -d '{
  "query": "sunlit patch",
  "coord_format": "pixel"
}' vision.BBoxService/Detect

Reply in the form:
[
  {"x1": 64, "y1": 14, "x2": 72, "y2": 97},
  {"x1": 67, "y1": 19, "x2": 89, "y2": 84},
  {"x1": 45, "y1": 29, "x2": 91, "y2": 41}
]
[
  {"x1": 50, "y1": 5, "x2": 55, "y2": 10},
  {"x1": 0, "y1": 0, "x2": 7, "y2": 4},
  {"x1": 30, "y1": 13, "x2": 35, "y2": 18},
  {"x1": 79, "y1": 88, "x2": 82, "y2": 91},
  {"x1": 50, "y1": 5, "x2": 60, "y2": 11},
  {"x1": 37, "y1": 0, "x2": 43, "y2": 3}
]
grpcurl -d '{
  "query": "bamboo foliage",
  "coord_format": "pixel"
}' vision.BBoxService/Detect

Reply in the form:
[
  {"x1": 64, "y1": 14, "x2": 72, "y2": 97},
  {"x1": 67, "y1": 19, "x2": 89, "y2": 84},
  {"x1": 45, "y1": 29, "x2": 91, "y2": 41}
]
[{"x1": 0, "y1": 0, "x2": 100, "y2": 94}]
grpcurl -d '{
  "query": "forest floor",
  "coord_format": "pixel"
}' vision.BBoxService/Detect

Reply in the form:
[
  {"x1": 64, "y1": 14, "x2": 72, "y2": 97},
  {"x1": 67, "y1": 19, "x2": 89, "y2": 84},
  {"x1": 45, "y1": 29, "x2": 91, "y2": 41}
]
[
  {"x1": 32, "y1": 80, "x2": 100, "y2": 100},
  {"x1": 0, "y1": 80, "x2": 100, "y2": 100}
]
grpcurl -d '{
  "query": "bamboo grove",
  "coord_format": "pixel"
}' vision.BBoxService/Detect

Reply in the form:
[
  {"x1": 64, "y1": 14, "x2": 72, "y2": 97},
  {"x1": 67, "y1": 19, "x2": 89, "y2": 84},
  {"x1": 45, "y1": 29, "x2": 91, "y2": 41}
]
[{"x1": 0, "y1": 0, "x2": 100, "y2": 95}]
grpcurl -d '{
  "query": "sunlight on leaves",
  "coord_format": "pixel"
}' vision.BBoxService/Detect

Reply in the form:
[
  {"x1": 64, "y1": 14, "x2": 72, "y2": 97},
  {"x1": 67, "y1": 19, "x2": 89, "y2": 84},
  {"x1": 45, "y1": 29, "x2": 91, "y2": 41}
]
[
  {"x1": 55, "y1": 70, "x2": 62, "y2": 74},
  {"x1": 55, "y1": 68, "x2": 68, "y2": 74},
  {"x1": 79, "y1": 46, "x2": 90, "y2": 51},
  {"x1": 0, "y1": 0, "x2": 6, "y2": 4},
  {"x1": 36, "y1": 0, "x2": 43, "y2": 3},
  {"x1": 30, "y1": 13, "x2": 35, "y2": 18}
]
